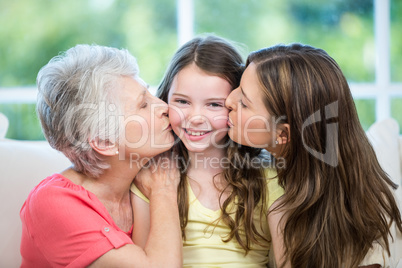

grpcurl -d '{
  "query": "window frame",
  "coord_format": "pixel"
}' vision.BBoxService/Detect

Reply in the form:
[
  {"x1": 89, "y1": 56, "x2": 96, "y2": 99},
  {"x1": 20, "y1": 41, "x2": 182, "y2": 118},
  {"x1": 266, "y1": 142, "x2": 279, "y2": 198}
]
[{"x1": 0, "y1": 0, "x2": 401, "y2": 123}]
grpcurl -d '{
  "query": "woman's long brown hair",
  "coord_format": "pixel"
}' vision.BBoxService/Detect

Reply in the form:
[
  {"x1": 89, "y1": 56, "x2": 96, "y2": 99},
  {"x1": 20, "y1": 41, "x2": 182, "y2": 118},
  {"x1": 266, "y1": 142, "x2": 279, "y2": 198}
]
[
  {"x1": 157, "y1": 35, "x2": 269, "y2": 252},
  {"x1": 248, "y1": 43, "x2": 402, "y2": 267}
]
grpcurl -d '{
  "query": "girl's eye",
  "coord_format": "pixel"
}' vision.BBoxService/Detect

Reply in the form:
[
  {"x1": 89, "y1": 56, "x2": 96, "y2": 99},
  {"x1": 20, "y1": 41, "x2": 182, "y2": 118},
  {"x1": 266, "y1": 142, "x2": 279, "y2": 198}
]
[
  {"x1": 209, "y1": 102, "x2": 224, "y2": 108},
  {"x1": 140, "y1": 102, "x2": 148, "y2": 109},
  {"x1": 175, "y1": 99, "x2": 188, "y2": 105}
]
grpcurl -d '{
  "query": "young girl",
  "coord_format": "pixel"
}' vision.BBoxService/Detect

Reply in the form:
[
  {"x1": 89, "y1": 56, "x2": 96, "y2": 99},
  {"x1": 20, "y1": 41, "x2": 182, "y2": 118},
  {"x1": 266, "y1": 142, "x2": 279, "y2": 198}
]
[
  {"x1": 131, "y1": 35, "x2": 284, "y2": 267},
  {"x1": 225, "y1": 43, "x2": 402, "y2": 267}
]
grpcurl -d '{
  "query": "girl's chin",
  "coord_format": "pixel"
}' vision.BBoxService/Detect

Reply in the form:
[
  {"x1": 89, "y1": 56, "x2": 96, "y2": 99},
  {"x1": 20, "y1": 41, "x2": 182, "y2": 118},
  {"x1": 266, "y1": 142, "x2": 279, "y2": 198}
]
[{"x1": 182, "y1": 141, "x2": 210, "y2": 152}]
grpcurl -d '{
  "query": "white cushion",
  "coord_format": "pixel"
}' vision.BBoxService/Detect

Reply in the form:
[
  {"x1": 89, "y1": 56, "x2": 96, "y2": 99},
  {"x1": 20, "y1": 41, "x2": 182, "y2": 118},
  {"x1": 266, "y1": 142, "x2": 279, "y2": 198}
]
[
  {"x1": 0, "y1": 139, "x2": 71, "y2": 267},
  {"x1": 366, "y1": 118, "x2": 401, "y2": 187},
  {"x1": 0, "y1": 113, "x2": 9, "y2": 139},
  {"x1": 400, "y1": 136, "x2": 402, "y2": 185},
  {"x1": 366, "y1": 119, "x2": 402, "y2": 266}
]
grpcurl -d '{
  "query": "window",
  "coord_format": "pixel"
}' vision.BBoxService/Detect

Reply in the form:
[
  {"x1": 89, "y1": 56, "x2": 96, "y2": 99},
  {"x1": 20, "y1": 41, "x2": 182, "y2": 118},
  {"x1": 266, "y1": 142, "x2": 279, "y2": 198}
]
[
  {"x1": 1, "y1": 0, "x2": 401, "y2": 139},
  {"x1": 194, "y1": 0, "x2": 374, "y2": 81},
  {"x1": 390, "y1": 0, "x2": 402, "y2": 128},
  {"x1": 0, "y1": 0, "x2": 177, "y2": 139}
]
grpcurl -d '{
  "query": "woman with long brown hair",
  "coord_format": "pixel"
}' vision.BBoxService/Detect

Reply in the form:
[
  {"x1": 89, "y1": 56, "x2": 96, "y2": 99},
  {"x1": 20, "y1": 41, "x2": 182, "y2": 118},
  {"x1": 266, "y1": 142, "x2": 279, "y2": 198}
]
[{"x1": 225, "y1": 43, "x2": 402, "y2": 267}]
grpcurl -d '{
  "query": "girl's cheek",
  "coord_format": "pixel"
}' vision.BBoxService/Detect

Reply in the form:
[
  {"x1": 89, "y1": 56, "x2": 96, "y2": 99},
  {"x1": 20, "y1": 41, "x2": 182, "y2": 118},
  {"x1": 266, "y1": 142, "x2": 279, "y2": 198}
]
[
  {"x1": 168, "y1": 106, "x2": 185, "y2": 129},
  {"x1": 215, "y1": 116, "x2": 230, "y2": 130},
  {"x1": 169, "y1": 105, "x2": 181, "y2": 117}
]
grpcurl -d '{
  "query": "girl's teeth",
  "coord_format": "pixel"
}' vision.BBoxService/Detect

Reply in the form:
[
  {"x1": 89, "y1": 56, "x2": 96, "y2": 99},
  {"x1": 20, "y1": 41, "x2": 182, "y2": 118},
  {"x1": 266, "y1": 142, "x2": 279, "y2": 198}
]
[{"x1": 187, "y1": 130, "x2": 206, "y2": 136}]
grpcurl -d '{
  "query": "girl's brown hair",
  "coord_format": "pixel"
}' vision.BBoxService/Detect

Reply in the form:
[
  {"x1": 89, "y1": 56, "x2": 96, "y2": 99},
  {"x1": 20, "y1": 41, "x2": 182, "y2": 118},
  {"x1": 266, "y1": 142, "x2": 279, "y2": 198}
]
[
  {"x1": 158, "y1": 35, "x2": 269, "y2": 252},
  {"x1": 248, "y1": 43, "x2": 402, "y2": 267}
]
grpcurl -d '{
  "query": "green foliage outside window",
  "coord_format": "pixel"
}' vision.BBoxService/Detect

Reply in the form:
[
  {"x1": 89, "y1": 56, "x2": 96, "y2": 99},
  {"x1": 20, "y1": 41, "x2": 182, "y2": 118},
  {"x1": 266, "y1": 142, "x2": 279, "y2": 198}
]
[
  {"x1": 0, "y1": 0, "x2": 401, "y2": 140},
  {"x1": 194, "y1": 0, "x2": 375, "y2": 82},
  {"x1": 391, "y1": 0, "x2": 402, "y2": 82},
  {"x1": 0, "y1": 103, "x2": 44, "y2": 140},
  {"x1": 391, "y1": 99, "x2": 402, "y2": 129},
  {"x1": 0, "y1": 0, "x2": 177, "y2": 87},
  {"x1": 354, "y1": 99, "x2": 376, "y2": 131}
]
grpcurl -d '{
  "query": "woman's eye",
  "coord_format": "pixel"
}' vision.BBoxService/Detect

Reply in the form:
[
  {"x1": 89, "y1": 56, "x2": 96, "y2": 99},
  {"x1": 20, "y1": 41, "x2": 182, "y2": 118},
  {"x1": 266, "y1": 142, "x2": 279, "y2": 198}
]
[
  {"x1": 240, "y1": 99, "x2": 247, "y2": 108},
  {"x1": 140, "y1": 102, "x2": 148, "y2": 109}
]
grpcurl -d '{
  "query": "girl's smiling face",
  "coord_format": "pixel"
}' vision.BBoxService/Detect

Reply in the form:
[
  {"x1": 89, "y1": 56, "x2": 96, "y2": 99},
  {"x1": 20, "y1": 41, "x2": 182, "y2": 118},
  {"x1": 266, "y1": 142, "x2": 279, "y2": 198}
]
[{"x1": 167, "y1": 63, "x2": 232, "y2": 153}]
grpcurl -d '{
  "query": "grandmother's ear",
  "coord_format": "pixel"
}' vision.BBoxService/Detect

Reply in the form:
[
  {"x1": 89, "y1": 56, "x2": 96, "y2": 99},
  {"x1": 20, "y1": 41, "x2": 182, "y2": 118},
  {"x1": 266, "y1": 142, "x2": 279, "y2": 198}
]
[{"x1": 89, "y1": 137, "x2": 119, "y2": 156}]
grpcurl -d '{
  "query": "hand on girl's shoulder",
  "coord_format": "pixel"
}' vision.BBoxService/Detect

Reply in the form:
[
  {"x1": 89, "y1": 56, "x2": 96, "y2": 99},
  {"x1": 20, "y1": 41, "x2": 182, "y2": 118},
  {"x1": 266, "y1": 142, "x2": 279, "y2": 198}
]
[{"x1": 132, "y1": 151, "x2": 180, "y2": 199}]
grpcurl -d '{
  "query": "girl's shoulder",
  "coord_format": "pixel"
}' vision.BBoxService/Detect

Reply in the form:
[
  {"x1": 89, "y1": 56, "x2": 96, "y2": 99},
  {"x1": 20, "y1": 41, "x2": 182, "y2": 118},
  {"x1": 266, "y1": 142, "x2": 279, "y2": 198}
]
[
  {"x1": 263, "y1": 168, "x2": 284, "y2": 209},
  {"x1": 263, "y1": 167, "x2": 277, "y2": 179},
  {"x1": 130, "y1": 182, "x2": 149, "y2": 203}
]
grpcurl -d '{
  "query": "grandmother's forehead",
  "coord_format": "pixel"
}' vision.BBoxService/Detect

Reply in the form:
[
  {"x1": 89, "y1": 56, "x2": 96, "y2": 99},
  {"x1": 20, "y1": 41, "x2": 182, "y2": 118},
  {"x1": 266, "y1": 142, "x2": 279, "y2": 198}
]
[{"x1": 135, "y1": 76, "x2": 149, "y2": 89}]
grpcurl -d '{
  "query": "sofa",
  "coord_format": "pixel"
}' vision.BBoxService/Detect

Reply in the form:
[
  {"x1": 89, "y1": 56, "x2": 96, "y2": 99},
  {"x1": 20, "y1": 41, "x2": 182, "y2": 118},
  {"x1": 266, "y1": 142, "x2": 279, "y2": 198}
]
[{"x1": 1, "y1": 112, "x2": 401, "y2": 267}]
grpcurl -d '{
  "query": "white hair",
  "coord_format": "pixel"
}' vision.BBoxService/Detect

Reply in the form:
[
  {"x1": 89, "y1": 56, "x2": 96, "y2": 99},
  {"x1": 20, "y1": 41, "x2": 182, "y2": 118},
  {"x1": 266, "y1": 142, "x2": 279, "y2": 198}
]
[{"x1": 36, "y1": 44, "x2": 139, "y2": 177}]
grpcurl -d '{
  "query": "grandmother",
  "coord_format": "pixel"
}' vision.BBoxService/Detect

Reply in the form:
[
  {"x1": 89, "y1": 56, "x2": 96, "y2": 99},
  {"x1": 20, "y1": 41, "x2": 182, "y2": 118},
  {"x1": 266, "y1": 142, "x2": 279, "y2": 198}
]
[{"x1": 20, "y1": 44, "x2": 181, "y2": 267}]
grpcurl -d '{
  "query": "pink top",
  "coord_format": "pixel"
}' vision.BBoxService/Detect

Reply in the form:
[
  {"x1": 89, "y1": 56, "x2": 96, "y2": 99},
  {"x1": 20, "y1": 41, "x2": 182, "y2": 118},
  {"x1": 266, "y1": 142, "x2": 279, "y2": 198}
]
[{"x1": 20, "y1": 174, "x2": 133, "y2": 268}]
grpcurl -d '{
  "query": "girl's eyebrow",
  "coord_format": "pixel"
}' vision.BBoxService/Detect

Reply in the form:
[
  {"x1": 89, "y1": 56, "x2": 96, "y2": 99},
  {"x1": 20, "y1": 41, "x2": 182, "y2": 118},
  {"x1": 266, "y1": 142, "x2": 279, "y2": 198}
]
[
  {"x1": 171, "y1": 93, "x2": 188, "y2": 98},
  {"x1": 206, "y1": 97, "x2": 226, "y2": 101},
  {"x1": 171, "y1": 93, "x2": 225, "y2": 102},
  {"x1": 241, "y1": 87, "x2": 252, "y2": 103}
]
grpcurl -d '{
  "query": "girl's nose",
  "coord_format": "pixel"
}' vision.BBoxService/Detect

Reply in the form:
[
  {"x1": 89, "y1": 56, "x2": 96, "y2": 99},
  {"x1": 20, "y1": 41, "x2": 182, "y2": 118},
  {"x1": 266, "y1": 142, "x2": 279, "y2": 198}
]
[{"x1": 188, "y1": 114, "x2": 207, "y2": 125}]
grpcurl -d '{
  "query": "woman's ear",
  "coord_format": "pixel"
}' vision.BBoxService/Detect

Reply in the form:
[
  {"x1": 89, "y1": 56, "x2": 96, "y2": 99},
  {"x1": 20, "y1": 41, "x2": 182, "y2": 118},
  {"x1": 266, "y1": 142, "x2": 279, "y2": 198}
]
[
  {"x1": 89, "y1": 137, "x2": 119, "y2": 156},
  {"x1": 277, "y1": 123, "x2": 290, "y2": 145}
]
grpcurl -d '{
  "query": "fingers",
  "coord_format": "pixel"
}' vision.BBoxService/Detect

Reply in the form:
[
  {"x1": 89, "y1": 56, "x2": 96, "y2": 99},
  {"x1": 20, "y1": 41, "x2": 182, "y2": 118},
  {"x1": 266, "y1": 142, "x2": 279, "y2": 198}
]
[{"x1": 134, "y1": 152, "x2": 181, "y2": 197}]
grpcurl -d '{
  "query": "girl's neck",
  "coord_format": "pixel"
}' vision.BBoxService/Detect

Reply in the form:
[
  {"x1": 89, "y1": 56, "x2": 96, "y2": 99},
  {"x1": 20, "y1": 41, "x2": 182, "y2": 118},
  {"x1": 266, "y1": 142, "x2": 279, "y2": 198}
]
[
  {"x1": 187, "y1": 147, "x2": 226, "y2": 172},
  {"x1": 186, "y1": 147, "x2": 228, "y2": 190},
  {"x1": 186, "y1": 148, "x2": 230, "y2": 208}
]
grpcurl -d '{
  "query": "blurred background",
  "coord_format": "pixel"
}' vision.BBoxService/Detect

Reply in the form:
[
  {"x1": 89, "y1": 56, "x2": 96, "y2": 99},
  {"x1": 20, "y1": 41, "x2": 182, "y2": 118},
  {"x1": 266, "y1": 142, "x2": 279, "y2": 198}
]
[{"x1": 0, "y1": 0, "x2": 401, "y2": 140}]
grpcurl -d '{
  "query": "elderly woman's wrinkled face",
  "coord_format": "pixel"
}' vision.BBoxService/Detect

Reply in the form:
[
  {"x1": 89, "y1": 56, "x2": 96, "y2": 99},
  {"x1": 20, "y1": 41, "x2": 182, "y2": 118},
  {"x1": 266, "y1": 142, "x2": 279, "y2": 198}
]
[{"x1": 118, "y1": 76, "x2": 174, "y2": 159}]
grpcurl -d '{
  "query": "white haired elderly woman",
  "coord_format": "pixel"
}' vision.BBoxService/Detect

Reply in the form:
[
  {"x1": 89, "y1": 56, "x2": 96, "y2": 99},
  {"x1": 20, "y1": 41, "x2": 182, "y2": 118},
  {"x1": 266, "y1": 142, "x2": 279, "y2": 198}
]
[{"x1": 20, "y1": 44, "x2": 182, "y2": 267}]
